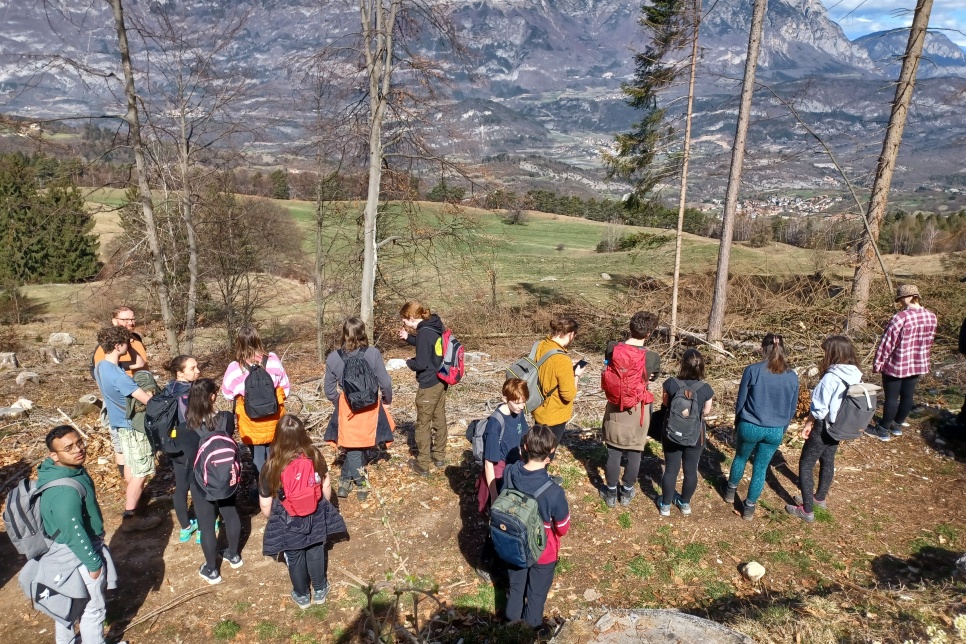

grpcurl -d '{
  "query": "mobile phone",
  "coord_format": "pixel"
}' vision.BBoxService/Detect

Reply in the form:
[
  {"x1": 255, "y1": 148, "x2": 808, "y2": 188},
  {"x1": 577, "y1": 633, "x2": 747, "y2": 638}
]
[{"x1": 574, "y1": 359, "x2": 588, "y2": 371}]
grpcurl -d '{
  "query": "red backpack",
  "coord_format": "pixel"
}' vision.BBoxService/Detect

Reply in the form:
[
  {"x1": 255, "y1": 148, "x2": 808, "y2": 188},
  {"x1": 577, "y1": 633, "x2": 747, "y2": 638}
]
[
  {"x1": 280, "y1": 455, "x2": 322, "y2": 517},
  {"x1": 436, "y1": 329, "x2": 465, "y2": 386},
  {"x1": 601, "y1": 343, "x2": 654, "y2": 411}
]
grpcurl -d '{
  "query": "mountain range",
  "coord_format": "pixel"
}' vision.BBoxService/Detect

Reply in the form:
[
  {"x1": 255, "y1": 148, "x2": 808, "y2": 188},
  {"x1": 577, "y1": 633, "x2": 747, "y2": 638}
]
[{"x1": 0, "y1": 0, "x2": 963, "y2": 195}]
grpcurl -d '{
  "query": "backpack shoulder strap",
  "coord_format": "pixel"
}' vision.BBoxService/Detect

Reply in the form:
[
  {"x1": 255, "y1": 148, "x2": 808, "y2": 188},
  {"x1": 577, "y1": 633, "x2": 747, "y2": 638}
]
[
  {"x1": 502, "y1": 465, "x2": 514, "y2": 490},
  {"x1": 535, "y1": 348, "x2": 562, "y2": 368},
  {"x1": 261, "y1": 354, "x2": 269, "y2": 368},
  {"x1": 527, "y1": 342, "x2": 540, "y2": 361},
  {"x1": 491, "y1": 410, "x2": 507, "y2": 442},
  {"x1": 533, "y1": 480, "x2": 553, "y2": 499},
  {"x1": 34, "y1": 477, "x2": 88, "y2": 500},
  {"x1": 337, "y1": 348, "x2": 346, "y2": 361}
]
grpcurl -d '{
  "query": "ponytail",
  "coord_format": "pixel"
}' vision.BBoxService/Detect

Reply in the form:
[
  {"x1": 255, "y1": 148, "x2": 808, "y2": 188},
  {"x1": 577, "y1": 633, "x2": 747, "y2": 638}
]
[
  {"x1": 762, "y1": 333, "x2": 787, "y2": 374},
  {"x1": 400, "y1": 301, "x2": 431, "y2": 320}
]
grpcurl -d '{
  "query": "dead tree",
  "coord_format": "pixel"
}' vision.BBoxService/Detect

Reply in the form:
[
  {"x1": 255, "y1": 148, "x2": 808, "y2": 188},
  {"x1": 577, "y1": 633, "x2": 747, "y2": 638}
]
[
  {"x1": 706, "y1": 0, "x2": 768, "y2": 347},
  {"x1": 846, "y1": 0, "x2": 935, "y2": 332}
]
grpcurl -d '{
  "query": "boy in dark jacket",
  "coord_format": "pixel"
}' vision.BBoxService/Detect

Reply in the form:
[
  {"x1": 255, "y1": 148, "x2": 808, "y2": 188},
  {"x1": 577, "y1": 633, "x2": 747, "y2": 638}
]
[
  {"x1": 398, "y1": 301, "x2": 447, "y2": 474},
  {"x1": 502, "y1": 424, "x2": 570, "y2": 636}
]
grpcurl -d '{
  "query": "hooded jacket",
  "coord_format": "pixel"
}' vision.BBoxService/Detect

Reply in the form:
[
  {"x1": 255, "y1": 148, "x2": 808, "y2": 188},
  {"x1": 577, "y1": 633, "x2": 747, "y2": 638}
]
[
  {"x1": 406, "y1": 314, "x2": 445, "y2": 389},
  {"x1": 810, "y1": 364, "x2": 863, "y2": 424},
  {"x1": 36, "y1": 458, "x2": 104, "y2": 572}
]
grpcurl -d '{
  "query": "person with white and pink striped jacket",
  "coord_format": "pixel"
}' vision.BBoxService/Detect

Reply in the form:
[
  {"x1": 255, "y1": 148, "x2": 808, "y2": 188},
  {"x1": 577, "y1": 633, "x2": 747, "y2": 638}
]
[{"x1": 221, "y1": 326, "x2": 290, "y2": 483}]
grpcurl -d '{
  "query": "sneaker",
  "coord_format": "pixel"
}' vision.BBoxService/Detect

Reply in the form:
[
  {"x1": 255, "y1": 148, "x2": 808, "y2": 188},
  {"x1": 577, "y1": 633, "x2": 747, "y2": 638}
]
[
  {"x1": 221, "y1": 550, "x2": 244, "y2": 569},
  {"x1": 865, "y1": 425, "x2": 891, "y2": 442},
  {"x1": 313, "y1": 585, "x2": 330, "y2": 605},
  {"x1": 673, "y1": 494, "x2": 692, "y2": 516},
  {"x1": 741, "y1": 501, "x2": 756, "y2": 521},
  {"x1": 619, "y1": 485, "x2": 637, "y2": 507},
  {"x1": 291, "y1": 591, "x2": 311, "y2": 609},
  {"x1": 890, "y1": 424, "x2": 903, "y2": 437},
  {"x1": 337, "y1": 480, "x2": 352, "y2": 498},
  {"x1": 475, "y1": 567, "x2": 493, "y2": 583},
  {"x1": 658, "y1": 499, "x2": 671, "y2": 517},
  {"x1": 120, "y1": 514, "x2": 162, "y2": 532},
  {"x1": 198, "y1": 564, "x2": 222, "y2": 585},
  {"x1": 599, "y1": 486, "x2": 617, "y2": 508},
  {"x1": 723, "y1": 484, "x2": 737, "y2": 504},
  {"x1": 793, "y1": 494, "x2": 827, "y2": 510},
  {"x1": 409, "y1": 460, "x2": 430, "y2": 477},
  {"x1": 178, "y1": 519, "x2": 198, "y2": 543},
  {"x1": 785, "y1": 503, "x2": 815, "y2": 523}
]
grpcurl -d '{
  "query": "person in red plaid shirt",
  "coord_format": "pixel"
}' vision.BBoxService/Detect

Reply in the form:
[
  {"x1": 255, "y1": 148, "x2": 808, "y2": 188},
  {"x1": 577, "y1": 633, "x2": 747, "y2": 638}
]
[{"x1": 868, "y1": 284, "x2": 937, "y2": 441}]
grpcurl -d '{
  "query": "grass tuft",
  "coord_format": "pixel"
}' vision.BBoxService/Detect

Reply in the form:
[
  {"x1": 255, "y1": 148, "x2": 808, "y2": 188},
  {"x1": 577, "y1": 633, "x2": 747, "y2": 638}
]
[{"x1": 213, "y1": 620, "x2": 242, "y2": 641}]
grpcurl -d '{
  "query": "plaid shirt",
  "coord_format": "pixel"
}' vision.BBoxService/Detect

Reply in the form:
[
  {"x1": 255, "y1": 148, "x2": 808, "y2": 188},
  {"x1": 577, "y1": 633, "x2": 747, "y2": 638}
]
[{"x1": 873, "y1": 307, "x2": 937, "y2": 378}]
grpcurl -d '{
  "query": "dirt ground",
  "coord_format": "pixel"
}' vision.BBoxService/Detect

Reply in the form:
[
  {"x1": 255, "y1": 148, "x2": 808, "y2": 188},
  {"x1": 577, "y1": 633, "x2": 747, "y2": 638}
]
[{"x1": 0, "y1": 329, "x2": 965, "y2": 644}]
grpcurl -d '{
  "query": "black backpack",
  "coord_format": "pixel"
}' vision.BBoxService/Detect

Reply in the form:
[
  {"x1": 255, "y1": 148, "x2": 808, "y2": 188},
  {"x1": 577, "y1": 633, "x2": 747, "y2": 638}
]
[
  {"x1": 339, "y1": 349, "x2": 380, "y2": 412},
  {"x1": 192, "y1": 413, "x2": 240, "y2": 501},
  {"x1": 145, "y1": 387, "x2": 182, "y2": 454},
  {"x1": 243, "y1": 356, "x2": 279, "y2": 419},
  {"x1": 664, "y1": 378, "x2": 704, "y2": 447}
]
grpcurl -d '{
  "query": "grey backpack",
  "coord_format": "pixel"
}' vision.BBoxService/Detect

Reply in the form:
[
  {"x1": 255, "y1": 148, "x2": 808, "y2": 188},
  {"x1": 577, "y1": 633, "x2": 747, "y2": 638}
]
[
  {"x1": 505, "y1": 342, "x2": 563, "y2": 413},
  {"x1": 826, "y1": 376, "x2": 880, "y2": 441},
  {"x1": 466, "y1": 411, "x2": 506, "y2": 466},
  {"x1": 4, "y1": 477, "x2": 88, "y2": 560}
]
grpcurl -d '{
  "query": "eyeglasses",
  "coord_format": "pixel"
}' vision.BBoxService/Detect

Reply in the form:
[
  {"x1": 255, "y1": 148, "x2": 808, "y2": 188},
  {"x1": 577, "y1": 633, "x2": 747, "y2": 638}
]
[
  {"x1": 56, "y1": 440, "x2": 86, "y2": 454},
  {"x1": 115, "y1": 317, "x2": 136, "y2": 322}
]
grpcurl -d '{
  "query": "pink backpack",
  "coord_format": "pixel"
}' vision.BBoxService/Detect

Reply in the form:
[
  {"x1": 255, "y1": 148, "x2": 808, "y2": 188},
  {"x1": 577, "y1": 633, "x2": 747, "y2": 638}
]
[{"x1": 280, "y1": 455, "x2": 321, "y2": 517}]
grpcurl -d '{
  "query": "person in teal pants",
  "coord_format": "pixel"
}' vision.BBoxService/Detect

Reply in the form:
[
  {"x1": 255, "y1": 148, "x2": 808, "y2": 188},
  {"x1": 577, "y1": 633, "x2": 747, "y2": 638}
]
[{"x1": 724, "y1": 333, "x2": 799, "y2": 520}]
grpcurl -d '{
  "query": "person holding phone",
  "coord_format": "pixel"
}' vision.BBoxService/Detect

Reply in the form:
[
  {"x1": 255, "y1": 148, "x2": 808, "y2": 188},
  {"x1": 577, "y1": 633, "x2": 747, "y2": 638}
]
[{"x1": 532, "y1": 316, "x2": 585, "y2": 460}]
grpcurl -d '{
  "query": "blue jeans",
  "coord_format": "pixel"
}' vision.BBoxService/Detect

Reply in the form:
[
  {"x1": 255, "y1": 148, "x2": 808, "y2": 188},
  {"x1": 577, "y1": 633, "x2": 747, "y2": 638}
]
[{"x1": 728, "y1": 421, "x2": 784, "y2": 504}]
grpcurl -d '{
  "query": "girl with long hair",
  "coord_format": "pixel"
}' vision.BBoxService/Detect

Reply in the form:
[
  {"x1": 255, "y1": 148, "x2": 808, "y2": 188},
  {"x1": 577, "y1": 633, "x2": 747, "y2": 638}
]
[
  {"x1": 725, "y1": 334, "x2": 799, "y2": 520},
  {"x1": 259, "y1": 415, "x2": 347, "y2": 608},
  {"x1": 221, "y1": 326, "x2": 290, "y2": 483},
  {"x1": 178, "y1": 378, "x2": 243, "y2": 584},
  {"x1": 398, "y1": 301, "x2": 447, "y2": 476},
  {"x1": 323, "y1": 317, "x2": 394, "y2": 500},
  {"x1": 786, "y1": 335, "x2": 862, "y2": 522},
  {"x1": 163, "y1": 355, "x2": 202, "y2": 542},
  {"x1": 659, "y1": 349, "x2": 714, "y2": 517}
]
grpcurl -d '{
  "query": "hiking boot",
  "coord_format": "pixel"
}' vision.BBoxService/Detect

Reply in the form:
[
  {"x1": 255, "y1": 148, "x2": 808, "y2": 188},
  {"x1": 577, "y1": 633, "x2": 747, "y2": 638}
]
[
  {"x1": 658, "y1": 498, "x2": 671, "y2": 517},
  {"x1": 599, "y1": 486, "x2": 617, "y2": 508},
  {"x1": 221, "y1": 550, "x2": 244, "y2": 569},
  {"x1": 313, "y1": 585, "x2": 330, "y2": 605},
  {"x1": 291, "y1": 591, "x2": 311, "y2": 609},
  {"x1": 619, "y1": 485, "x2": 637, "y2": 507},
  {"x1": 178, "y1": 519, "x2": 198, "y2": 543},
  {"x1": 741, "y1": 501, "x2": 756, "y2": 521},
  {"x1": 785, "y1": 503, "x2": 815, "y2": 523},
  {"x1": 793, "y1": 494, "x2": 827, "y2": 510},
  {"x1": 865, "y1": 425, "x2": 891, "y2": 442},
  {"x1": 534, "y1": 619, "x2": 564, "y2": 642},
  {"x1": 120, "y1": 514, "x2": 162, "y2": 532},
  {"x1": 409, "y1": 460, "x2": 430, "y2": 477},
  {"x1": 337, "y1": 480, "x2": 352, "y2": 498},
  {"x1": 673, "y1": 494, "x2": 692, "y2": 516},
  {"x1": 432, "y1": 458, "x2": 446, "y2": 468},
  {"x1": 723, "y1": 483, "x2": 737, "y2": 504},
  {"x1": 356, "y1": 481, "x2": 370, "y2": 501},
  {"x1": 198, "y1": 564, "x2": 222, "y2": 585}
]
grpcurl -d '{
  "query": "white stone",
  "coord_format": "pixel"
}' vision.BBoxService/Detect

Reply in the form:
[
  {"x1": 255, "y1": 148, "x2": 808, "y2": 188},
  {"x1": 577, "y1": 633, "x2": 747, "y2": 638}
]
[
  {"x1": 16, "y1": 371, "x2": 39, "y2": 386},
  {"x1": 385, "y1": 358, "x2": 408, "y2": 371},
  {"x1": 600, "y1": 273, "x2": 612, "y2": 280},
  {"x1": 0, "y1": 352, "x2": 19, "y2": 369},
  {"x1": 539, "y1": 276, "x2": 558, "y2": 282},
  {"x1": 741, "y1": 561, "x2": 766, "y2": 583},
  {"x1": 48, "y1": 333, "x2": 76, "y2": 347},
  {"x1": 583, "y1": 588, "x2": 601, "y2": 602}
]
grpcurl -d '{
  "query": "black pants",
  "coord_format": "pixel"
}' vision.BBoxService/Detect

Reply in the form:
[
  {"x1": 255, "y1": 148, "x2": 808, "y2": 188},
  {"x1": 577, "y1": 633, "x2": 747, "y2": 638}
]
[
  {"x1": 171, "y1": 455, "x2": 193, "y2": 530},
  {"x1": 547, "y1": 422, "x2": 567, "y2": 461},
  {"x1": 506, "y1": 561, "x2": 556, "y2": 628},
  {"x1": 880, "y1": 373, "x2": 920, "y2": 429},
  {"x1": 661, "y1": 440, "x2": 703, "y2": 504},
  {"x1": 605, "y1": 447, "x2": 642, "y2": 489},
  {"x1": 798, "y1": 420, "x2": 839, "y2": 513},
  {"x1": 284, "y1": 542, "x2": 328, "y2": 597},
  {"x1": 192, "y1": 487, "x2": 241, "y2": 571}
]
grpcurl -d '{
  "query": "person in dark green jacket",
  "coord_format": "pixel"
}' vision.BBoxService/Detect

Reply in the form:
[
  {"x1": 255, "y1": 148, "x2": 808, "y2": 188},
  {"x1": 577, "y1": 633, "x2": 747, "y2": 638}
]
[{"x1": 38, "y1": 425, "x2": 113, "y2": 644}]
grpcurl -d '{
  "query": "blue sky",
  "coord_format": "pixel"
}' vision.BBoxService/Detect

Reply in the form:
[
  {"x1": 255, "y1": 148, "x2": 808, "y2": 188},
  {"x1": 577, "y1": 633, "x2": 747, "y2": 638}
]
[{"x1": 822, "y1": 0, "x2": 966, "y2": 47}]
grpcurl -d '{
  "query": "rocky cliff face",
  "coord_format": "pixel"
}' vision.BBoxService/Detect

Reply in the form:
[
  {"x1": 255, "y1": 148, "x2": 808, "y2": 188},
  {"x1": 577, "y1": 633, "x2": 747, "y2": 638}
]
[{"x1": 853, "y1": 30, "x2": 966, "y2": 78}]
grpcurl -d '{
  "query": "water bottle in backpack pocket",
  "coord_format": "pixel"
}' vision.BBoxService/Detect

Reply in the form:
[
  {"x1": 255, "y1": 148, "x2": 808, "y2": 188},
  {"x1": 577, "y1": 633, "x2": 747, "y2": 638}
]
[
  {"x1": 193, "y1": 413, "x2": 241, "y2": 501},
  {"x1": 664, "y1": 378, "x2": 705, "y2": 447},
  {"x1": 489, "y1": 467, "x2": 551, "y2": 568}
]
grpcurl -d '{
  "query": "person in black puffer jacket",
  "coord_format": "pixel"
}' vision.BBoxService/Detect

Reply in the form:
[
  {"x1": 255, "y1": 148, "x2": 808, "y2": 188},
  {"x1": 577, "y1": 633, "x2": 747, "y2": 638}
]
[{"x1": 260, "y1": 415, "x2": 347, "y2": 609}]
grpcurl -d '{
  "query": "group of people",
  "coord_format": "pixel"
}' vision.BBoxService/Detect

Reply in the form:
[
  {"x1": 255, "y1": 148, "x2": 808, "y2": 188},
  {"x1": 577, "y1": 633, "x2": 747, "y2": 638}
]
[{"x1": 22, "y1": 283, "x2": 950, "y2": 642}]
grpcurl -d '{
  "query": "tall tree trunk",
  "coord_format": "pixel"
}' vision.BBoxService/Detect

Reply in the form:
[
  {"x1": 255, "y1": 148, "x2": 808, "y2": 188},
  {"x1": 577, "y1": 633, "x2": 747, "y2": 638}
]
[
  {"x1": 179, "y1": 115, "x2": 199, "y2": 354},
  {"x1": 108, "y1": 0, "x2": 180, "y2": 353},
  {"x1": 846, "y1": 0, "x2": 933, "y2": 332},
  {"x1": 669, "y1": 0, "x2": 701, "y2": 350},
  {"x1": 706, "y1": 0, "x2": 768, "y2": 346}
]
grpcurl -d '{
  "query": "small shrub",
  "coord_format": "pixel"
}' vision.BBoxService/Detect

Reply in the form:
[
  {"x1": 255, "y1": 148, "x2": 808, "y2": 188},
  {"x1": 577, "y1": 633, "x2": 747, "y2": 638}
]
[
  {"x1": 618, "y1": 512, "x2": 632, "y2": 529},
  {"x1": 213, "y1": 620, "x2": 242, "y2": 640},
  {"x1": 556, "y1": 243, "x2": 565, "y2": 251}
]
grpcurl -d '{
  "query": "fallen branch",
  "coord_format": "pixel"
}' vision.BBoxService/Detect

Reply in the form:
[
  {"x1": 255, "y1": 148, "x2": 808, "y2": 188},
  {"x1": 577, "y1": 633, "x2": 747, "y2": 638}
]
[
  {"x1": 57, "y1": 409, "x2": 90, "y2": 441},
  {"x1": 117, "y1": 586, "x2": 214, "y2": 634}
]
